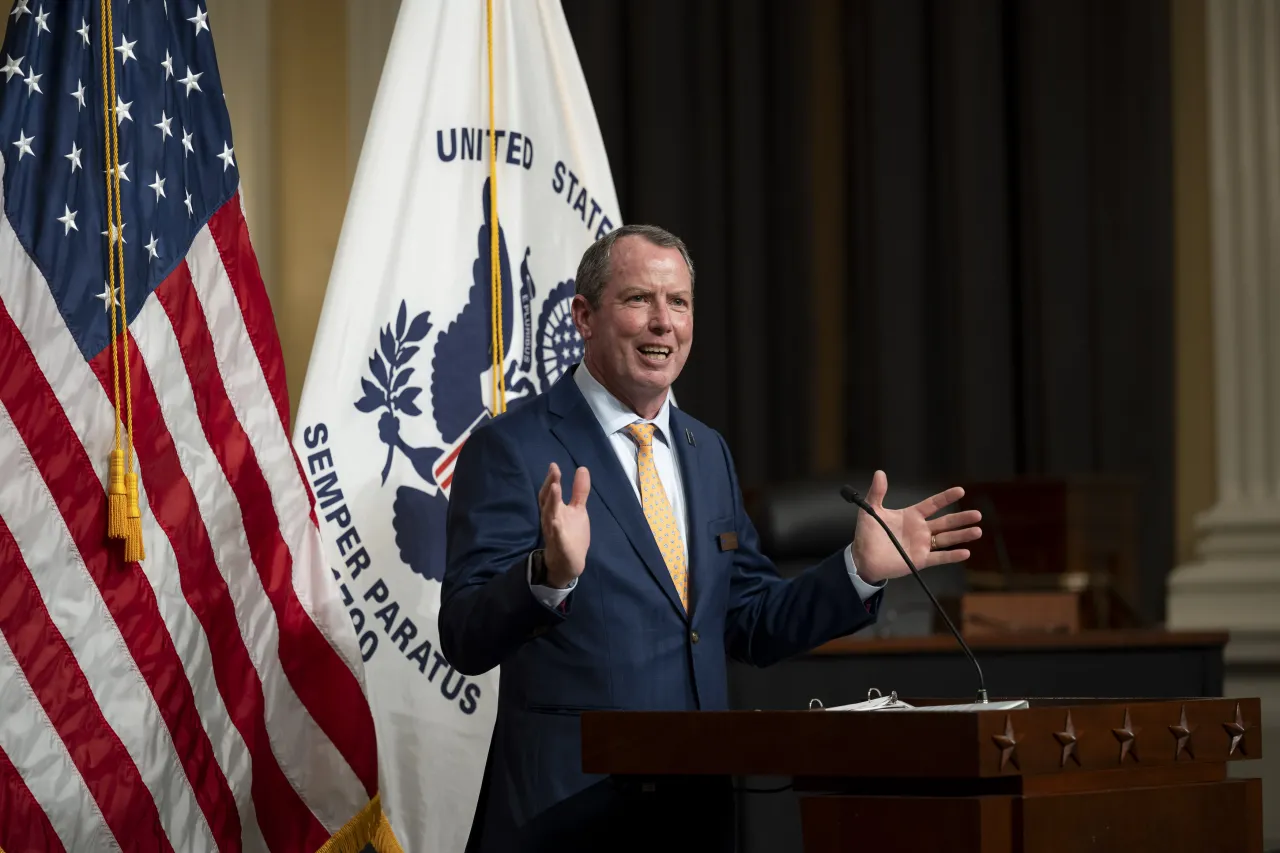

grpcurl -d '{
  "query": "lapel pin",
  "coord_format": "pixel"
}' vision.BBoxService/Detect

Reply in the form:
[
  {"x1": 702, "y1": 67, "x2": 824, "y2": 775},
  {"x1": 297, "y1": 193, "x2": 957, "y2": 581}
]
[{"x1": 685, "y1": 428, "x2": 695, "y2": 446}]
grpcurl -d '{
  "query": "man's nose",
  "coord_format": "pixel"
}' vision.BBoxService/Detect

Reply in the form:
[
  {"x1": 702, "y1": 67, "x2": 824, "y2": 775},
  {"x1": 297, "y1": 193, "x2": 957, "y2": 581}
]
[{"x1": 649, "y1": 301, "x2": 672, "y2": 331}]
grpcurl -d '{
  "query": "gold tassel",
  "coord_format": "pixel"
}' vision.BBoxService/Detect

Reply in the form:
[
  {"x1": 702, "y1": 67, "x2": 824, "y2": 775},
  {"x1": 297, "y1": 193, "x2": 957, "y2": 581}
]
[
  {"x1": 108, "y1": 447, "x2": 128, "y2": 539},
  {"x1": 123, "y1": 471, "x2": 145, "y2": 562}
]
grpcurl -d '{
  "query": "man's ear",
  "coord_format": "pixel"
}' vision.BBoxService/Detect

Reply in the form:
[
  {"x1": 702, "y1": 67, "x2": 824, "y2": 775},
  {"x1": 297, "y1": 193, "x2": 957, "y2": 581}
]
[{"x1": 571, "y1": 293, "x2": 593, "y2": 341}]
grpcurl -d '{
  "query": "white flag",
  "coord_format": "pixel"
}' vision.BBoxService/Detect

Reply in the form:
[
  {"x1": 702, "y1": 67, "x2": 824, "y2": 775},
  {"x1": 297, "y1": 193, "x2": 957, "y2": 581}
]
[{"x1": 292, "y1": 1, "x2": 620, "y2": 849}]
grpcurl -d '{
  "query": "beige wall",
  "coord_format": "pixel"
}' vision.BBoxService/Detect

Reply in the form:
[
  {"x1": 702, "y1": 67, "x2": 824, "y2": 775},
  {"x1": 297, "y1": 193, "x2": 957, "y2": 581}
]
[
  {"x1": 214, "y1": 0, "x2": 400, "y2": 424},
  {"x1": 270, "y1": 0, "x2": 350, "y2": 426},
  {"x1": 213, "y1": 0, "x2": 404, "y2": 425},
  {"x1": 272, "y1": 0, "x2": 401, "y2": 423}
]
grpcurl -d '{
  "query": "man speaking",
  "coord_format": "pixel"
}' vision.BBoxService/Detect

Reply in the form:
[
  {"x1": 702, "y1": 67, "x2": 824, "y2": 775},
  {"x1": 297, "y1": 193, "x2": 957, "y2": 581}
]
[{"x1": 439, "y1": 224, "x2": 983, "y2": 851}]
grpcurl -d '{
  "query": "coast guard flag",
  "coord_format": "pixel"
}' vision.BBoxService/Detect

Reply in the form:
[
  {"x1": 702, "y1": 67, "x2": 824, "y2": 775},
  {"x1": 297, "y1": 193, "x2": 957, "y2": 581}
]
[
  {"x1": 0, "y1": 1, "x2": 389, "y2": 850},
  {"x1": 293, "y1": 0, "x2": 620, "y2": 848}
]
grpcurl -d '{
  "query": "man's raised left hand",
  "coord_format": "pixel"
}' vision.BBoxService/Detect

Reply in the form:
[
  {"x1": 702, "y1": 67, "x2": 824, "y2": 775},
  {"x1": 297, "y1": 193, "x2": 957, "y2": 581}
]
[{"x1": 851, "y1": 470, "x2": 983, "y2": 584}]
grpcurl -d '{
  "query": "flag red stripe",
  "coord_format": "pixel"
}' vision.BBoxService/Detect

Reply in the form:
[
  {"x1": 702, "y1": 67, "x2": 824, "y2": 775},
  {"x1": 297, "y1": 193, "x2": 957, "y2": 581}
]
[
  {"x1": 0, "y1": 735, "x2": 68, "y2": 853},
  {"x1": 207, "y1": 194, "x2": 290, "y2": 435},
  {"x1": 88, "y1": 321, "x2": 331, "y2": 849},
  {"x1": 156, "y1": 263, "x2": 379, "y2": 797},
  {"x1": 0, "y1": 500, "x2": 170, "y2": 852},
  {"x1": 208, "y1": 198, "x2": 322, "y2": 527},
  {"x1": 0, "y1": 295, "x2": 240, "y2": 851}
]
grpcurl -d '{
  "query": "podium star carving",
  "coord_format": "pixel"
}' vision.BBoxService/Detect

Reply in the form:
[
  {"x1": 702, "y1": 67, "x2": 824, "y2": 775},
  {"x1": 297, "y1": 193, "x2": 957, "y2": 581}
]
[
  {"x1": 992, "y1": 715, "x2": 1019, "y2": 770},
  {"x1": 1053, "y1": 711, "x2": 1081, "y2": 767},
  {"x1": 1169, "y1": 704, "x2": 1195, "y2": 760},
  {"x1": 1223, "y1": 703, "x2": 1253, "y2": 756},
  {"x1": 1111, "y1": 708, "x2": 1140, "y2": 763}
]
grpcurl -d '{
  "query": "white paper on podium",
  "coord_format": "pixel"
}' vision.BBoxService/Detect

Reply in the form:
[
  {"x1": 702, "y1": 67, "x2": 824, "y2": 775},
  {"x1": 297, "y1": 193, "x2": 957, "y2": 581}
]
[
  {"x1": 816, "y1": 695, "x2": 1030, "y2": 712},
  {"x1": 820, "y1": 694, "x2": 915, "y2": 711},
  {"x1": 895, "y1": 700, "x2": 1030, "y2": 712}
]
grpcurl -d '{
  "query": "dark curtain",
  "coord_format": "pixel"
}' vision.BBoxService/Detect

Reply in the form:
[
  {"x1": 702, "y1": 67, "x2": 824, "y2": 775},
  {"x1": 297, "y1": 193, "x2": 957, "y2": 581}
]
[
  {"x1": 561, "y1": 0, "x2": 817, "y2": 486},
  {"x1": 561, "y1": 0, "x2": 1173, "y2": 620}
]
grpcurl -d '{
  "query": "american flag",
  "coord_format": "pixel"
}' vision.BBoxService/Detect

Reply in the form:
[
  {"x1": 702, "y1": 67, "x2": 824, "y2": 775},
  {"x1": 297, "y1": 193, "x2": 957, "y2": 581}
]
[{"x1": 0, "y1": 1, "x2": 385, "y2": 851}]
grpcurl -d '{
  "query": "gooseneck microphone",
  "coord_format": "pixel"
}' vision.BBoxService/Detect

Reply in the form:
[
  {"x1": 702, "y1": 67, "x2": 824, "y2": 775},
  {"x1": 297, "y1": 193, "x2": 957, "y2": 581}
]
[{"x1": 840, "y1": 485, "x2": 989, "y2": 704}]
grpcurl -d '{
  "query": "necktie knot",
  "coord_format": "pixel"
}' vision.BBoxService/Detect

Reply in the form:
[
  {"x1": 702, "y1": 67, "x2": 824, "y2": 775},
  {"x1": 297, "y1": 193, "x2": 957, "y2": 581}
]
[{"x1": 625, "y1": 422, "x2": 656, "y2": 448}]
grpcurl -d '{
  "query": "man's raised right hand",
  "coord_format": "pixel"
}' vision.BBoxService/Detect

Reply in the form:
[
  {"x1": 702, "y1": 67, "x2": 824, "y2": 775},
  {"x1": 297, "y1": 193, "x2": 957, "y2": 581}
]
[{"x1": 538, "y1": 462, "x2": 591, "y2": 589}]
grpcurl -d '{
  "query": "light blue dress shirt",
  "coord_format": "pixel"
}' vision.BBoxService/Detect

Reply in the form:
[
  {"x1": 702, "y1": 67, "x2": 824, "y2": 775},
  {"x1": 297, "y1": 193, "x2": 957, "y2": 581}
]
[{"x1": 530, "y1": 363, "x2": 884, "y2": 606}]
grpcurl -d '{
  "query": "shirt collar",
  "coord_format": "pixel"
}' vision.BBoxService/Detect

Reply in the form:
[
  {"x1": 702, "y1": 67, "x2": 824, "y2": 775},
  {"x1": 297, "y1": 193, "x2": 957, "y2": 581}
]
[{"x1": 573, "y1": 361, "x2": 674, "y2": 446}]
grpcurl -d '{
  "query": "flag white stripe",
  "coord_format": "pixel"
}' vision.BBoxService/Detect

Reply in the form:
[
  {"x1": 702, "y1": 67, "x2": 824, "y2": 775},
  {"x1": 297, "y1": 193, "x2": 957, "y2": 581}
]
[
  {"x1": 132, "y1": 282, "x2": 363, "y2": 834},
  {"x1": 0, "y1": 202, "x2": 268, "y2": 852},
  {"x1": 0, "y1": 630, "x2": 120, "y2": 853},
  {"x1": 188, "y1": 228, "x2": 368, "y2": 689},
  {"x1": 0, "y1": 405, "x2": 209, "y2": 851}
]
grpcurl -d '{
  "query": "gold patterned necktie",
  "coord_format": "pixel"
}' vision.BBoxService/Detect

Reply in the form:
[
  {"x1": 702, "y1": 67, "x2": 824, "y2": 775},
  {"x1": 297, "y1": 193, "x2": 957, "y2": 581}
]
[{"x1": 624, "y1": 423, "x2": 688, "y2": 610}]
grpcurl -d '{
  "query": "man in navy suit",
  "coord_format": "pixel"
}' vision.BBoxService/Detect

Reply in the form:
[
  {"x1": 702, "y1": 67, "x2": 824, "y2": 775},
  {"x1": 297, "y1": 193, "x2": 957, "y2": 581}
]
[{"x1": 439, "y1": 224, "x2": 982, "y2": 852}]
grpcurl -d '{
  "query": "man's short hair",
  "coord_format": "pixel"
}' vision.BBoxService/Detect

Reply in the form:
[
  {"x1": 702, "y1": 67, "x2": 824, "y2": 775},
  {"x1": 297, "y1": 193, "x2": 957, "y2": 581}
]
[{"x1": 574, "y1": 224, "x2": 696, "y2": 308}]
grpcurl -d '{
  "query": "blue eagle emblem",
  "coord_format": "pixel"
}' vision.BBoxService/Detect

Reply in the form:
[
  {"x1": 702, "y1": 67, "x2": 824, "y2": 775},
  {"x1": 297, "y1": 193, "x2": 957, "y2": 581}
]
[{"x1": 353, "y1": 179, "x2": 582, "y2": 581}]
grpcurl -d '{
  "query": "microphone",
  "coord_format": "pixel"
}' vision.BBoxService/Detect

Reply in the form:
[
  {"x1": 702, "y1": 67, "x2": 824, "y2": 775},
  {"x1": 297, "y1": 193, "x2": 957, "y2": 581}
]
[{"x1": 840, "y1": 485, "x2": 989, "y2": 704}]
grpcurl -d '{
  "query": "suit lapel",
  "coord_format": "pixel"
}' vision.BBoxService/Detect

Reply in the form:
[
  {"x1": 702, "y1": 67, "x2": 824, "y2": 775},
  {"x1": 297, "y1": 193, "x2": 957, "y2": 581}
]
[
  {"x1": 547, "y1": 371, "x2": 688, "y2": 620},
  {"x1": 670, "y1": 408, "x2": 710, "y2": 627}
]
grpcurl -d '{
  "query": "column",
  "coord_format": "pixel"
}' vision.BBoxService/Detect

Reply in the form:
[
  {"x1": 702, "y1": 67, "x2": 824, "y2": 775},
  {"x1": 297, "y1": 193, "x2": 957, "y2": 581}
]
[{"x1": 1168, "y1": 0, "x2": 1280, "y2": 644}]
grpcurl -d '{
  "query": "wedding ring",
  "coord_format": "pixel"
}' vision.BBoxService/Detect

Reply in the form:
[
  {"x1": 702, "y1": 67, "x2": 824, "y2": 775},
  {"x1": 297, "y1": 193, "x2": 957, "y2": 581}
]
[{"x1": 931, "y1": 534, "x2": 938, "y2": 550}]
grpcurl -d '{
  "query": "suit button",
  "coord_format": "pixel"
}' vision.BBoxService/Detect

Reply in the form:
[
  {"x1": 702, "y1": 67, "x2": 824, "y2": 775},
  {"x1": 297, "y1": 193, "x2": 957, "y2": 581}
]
[{"x1": 690, "y1": 631, "x2": 700, "y2": 644}]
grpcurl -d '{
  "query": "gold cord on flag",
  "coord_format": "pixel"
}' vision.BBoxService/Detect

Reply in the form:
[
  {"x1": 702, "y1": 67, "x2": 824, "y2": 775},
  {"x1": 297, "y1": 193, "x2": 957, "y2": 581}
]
[
  {"x1": 99, "y1": 0, "x2": 125, "y2": 540},
  {"x1": 99, "y1": 0, "x2": 144, "y2": 561},
  {"x1": 486, "y1": 0, "x2": 506, "y2": 415}
]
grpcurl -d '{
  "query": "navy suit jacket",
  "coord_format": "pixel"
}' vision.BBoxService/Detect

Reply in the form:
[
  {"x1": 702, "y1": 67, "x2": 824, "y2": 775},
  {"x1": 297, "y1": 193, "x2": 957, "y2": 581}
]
[{"x1": 439, "y1": 368, "x2": 880, "y2": 851}]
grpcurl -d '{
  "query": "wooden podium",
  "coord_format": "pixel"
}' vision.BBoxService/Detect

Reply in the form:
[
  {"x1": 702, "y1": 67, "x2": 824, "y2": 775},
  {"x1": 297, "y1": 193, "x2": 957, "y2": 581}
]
[{"x1": 582, "y1": 697, "x2": 1263, "y2": 852}]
